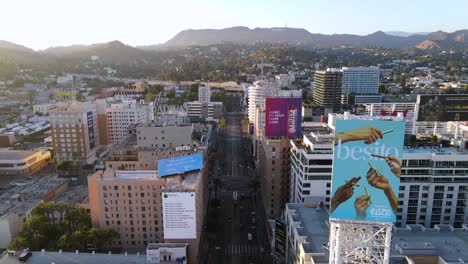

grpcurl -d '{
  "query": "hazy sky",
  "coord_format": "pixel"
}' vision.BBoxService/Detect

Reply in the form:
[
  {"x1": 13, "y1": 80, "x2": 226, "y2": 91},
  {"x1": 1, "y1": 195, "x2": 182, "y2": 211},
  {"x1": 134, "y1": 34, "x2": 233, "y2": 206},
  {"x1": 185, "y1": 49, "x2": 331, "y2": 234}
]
[{"x1": 2, "y1": 0, "x2": 467, "y2": 50}]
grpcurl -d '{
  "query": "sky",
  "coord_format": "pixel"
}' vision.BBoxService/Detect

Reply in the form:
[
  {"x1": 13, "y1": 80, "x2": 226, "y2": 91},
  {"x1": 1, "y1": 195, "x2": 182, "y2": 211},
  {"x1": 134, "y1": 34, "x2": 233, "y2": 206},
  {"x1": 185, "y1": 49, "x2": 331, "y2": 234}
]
[{"x1": 1, "y1": 0, "x2": 467, "y2": 50}]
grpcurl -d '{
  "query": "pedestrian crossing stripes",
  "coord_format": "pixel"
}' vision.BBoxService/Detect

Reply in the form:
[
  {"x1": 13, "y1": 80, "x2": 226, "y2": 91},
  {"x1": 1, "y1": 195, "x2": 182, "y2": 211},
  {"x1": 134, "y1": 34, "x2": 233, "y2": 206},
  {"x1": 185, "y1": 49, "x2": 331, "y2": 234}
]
[{"x1": 217, "y1": 244, "x2": 260, "y2": 256}]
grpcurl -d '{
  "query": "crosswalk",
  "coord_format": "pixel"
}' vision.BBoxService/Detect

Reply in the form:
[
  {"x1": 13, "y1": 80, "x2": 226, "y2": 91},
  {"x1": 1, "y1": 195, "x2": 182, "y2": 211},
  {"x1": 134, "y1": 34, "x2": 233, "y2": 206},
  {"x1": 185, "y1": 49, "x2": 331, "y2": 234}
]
[{"x1": 216, "y1": 244, "x2": 260, "y2": 256}]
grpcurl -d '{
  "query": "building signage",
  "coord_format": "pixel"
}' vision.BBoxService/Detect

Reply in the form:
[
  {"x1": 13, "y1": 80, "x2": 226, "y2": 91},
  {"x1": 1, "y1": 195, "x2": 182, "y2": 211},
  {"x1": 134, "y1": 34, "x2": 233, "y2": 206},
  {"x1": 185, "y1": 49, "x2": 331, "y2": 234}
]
[
  {"x1": 417, "y1": 94, "x2": 468, "y2": 121},
  {"x1": 330, "y1": 120, "x2": 405, "y2": 223},
  {"x1": 175, "y1": 145, "x2": 192, "y2": 152},
  {"x1": 87, "y1": 111, "x2": 95, "y2": 149},
  {"x1": 158, "y1": 153, "x2": 203, "y2": 177},
  {"x1": 162, "y1": 192, "x2": 197, "y2": 239},
  {"x1": 265, "y1": 98, "x2": 302, "y2": 138}
]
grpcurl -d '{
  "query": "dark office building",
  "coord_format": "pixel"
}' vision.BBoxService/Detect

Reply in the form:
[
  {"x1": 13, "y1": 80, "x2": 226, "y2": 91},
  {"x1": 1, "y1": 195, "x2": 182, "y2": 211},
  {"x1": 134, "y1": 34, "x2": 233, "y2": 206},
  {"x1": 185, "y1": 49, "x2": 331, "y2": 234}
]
[{"x1": 313, "y1": 69, "x2": 343, "y2": 114}]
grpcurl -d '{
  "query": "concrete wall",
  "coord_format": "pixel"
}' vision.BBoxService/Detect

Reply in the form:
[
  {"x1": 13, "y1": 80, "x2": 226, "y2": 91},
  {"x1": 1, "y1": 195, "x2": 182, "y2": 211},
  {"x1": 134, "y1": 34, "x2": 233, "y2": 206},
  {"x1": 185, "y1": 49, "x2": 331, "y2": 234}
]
[{"x1": 137, "y1": 126, "x2": 193, "y2": 149}]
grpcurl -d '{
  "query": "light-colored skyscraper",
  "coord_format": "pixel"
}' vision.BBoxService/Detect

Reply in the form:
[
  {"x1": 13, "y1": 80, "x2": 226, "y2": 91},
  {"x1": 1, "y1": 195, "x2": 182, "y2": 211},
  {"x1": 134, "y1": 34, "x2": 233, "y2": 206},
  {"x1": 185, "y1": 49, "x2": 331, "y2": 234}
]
[
  {"x1": 198, "y1": 84, "x2": 210, "y2": 103},
  {"x1": 341, "y1": 66, "x2": 380, "y2": 94},
  {"x1": 105, "y1": 99, "x2": 154, "y2": 145}
]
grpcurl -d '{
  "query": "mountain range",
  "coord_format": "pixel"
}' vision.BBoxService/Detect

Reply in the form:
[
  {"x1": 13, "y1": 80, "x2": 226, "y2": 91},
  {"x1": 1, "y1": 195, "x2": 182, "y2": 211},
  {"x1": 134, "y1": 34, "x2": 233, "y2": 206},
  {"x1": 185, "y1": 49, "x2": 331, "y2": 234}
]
[
  {"x1": 0, "y1": 27, "x2": 466, "y2": 66},
  {"x1": 154, "y1": 27, "x2": 466, "y2": 50}
]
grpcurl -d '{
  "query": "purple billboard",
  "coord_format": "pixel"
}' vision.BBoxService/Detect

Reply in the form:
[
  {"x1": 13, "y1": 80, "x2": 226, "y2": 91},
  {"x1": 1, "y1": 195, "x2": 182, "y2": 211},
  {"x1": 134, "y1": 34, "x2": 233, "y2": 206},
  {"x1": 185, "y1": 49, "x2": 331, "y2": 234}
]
[{"x1": 265, "y1": 98, "x2": 302, "y2": 137}]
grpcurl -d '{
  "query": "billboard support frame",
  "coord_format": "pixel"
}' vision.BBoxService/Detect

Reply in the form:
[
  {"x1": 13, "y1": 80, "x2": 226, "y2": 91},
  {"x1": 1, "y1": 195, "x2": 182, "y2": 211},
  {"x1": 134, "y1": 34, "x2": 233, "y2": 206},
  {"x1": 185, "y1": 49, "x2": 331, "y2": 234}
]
[{"x1": 329, "y1": 219, "x2": 392, "y2": 264}]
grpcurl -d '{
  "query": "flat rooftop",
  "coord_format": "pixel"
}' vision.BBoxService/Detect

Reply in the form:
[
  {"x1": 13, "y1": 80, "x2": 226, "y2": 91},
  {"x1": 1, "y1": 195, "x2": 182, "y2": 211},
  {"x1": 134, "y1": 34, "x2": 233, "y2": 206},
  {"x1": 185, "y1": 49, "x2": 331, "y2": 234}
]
[
  {"x1": 403, "y1": 146, "x2": 467, "y2": 154},
  {"x1": 54, "y1": 185, "x2": 88, "y2": 205},
  {"x1": 287, "y1": 203, "x2": 329, "y2": 263},
  {"x1": 0, "y1": 251, "x2": 146, "y2": 264},
  {"x1": 0, "y1": 149, "x2": 38, "y2": 160},
  {"x1": 286, "y1": 204, "x2": 468, "y2": 263},
  {"x1": 105, "y1": 170, "x2": 159, "y2": 181},
  {"x1": 1, "y1": 175, "x2": 68, "y2": 216},
  {"x1": 97, "y1": 169, "x2": 201, "y2": 191},
  {"x1": 147, "y1": 243, "x2": 188, "y2": 250},
  {"x1": 393, "y1": 225, "x2": 468, "y2": 263}
]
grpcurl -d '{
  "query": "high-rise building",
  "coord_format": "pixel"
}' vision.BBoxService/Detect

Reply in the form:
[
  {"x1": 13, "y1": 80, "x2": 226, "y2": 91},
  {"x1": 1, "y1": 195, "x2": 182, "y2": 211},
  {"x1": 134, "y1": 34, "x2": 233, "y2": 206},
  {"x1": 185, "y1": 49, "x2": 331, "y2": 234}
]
[
  {"x1": 257, "y1": 136, "x2": 291, "y2": 218},
  {"x1": 313, "y1": 69, "x2": 342, "y2": 113},
  {"x1": 104, "y1": 99, "x2": 154, "y2": 145},
  {"x1": 247, "y1": 81, "x2": 274, "y2": 124},
  {"x1": 249, "y1": 83, "x2": 302, "y2": 218},
  {"x1": 197, "y1": 84, "x2": 210, "y2": 103},
  {"x1": 289, "y1": 120, "x2": 468, "y2": 228},
  {"x1": 88, "y1": 167, "x2": 207, "y2": 264},
  {"x1": 49, "y1": 101, "x2": 99, "y2": 164},
  {"x1": 341, "y1": 67, "x2": 380, "y2": 94}
]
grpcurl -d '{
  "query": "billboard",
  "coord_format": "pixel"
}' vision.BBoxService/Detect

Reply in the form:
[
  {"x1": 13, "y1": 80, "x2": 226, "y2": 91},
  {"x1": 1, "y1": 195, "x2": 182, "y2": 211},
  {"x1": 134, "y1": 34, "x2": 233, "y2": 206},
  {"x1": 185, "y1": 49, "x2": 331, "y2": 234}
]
[
  {"x1": 275, "y1": 219, "x2": 286, "y2": 256},
  {"x1": 265, "y1": 98, "x2": 302, "y2": 137},
  {"x1": 157, "y1": 153, "x2": 203, "y2": 177},
  {"x1": 417, "y1": 94, "x2": 468, "y2": 121},
  {"x1": 87, "y1": 111, "x2": 95, "y2": 149},
  {"x1": 162, "y1": 192, "x2": 196, "y2": 239},
  {"x1": 330, "y1": 120, "x2": 405, "y2": 223}
]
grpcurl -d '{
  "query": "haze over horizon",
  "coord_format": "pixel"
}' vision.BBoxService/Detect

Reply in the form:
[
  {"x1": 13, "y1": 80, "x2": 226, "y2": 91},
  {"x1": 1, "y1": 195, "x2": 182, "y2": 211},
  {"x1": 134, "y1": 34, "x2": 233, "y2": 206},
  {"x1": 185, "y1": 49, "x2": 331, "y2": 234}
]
[{"x1": 1, "y1": 0, "x2": 467, "y2": 50}]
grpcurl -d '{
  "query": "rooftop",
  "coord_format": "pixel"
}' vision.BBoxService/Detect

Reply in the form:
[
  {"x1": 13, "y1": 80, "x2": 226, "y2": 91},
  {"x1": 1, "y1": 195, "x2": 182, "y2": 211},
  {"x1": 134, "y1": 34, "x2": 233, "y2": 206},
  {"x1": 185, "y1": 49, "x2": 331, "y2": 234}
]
[
  {"x1": 403, "y1": 146, "x2": 467, "y2": 154},
  {"x1": 0, "y1": 251, "x2": 146, "y2": 264},
  {"x1": 285, "y1": 203, "x2": 468, "y2": 264},
  {"x1": 1, "y1": 175, "x2": 68, "y2": 216},
  {"x1": 99, "y1": 170, "x2": 159, "y2": 181},
  {"x1": 147, "y1": 243, "x2": 188, "y2": 250},
  {"x1": 96, "y1": 169, "x2": 201, "y2": 191},
  {"x1": 287, "y1": 203, "x2": 329, "y2": 262},
  {"x1": 54, "y1": 185, "x2": 88, "y2": 205},
  {"x1": 0, "y1": 149, "x2": 41, "y2": 160},
  {"x1": 393, "y1": 225, "x2": 468, "y2": 263},
  {"x1": 51, "y1": 101, "x2": 93, "y2": 112}
]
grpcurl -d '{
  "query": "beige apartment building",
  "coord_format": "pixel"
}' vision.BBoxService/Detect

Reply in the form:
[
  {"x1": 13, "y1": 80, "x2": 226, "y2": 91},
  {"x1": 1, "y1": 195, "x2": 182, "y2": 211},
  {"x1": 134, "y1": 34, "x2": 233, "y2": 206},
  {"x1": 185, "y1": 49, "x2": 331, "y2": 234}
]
[
  {"x1": 253, "y1": 105, "x2": 295, "y2": 219},
  {"x1": 257, "y1": 135, "x2": 291, "y2": 218},
  {"x1": 88, "y1": 167, "x2": 207, "y2": 264},
  {"x1": 49, "y1": 102, "x2": 99, "y2": 164}
]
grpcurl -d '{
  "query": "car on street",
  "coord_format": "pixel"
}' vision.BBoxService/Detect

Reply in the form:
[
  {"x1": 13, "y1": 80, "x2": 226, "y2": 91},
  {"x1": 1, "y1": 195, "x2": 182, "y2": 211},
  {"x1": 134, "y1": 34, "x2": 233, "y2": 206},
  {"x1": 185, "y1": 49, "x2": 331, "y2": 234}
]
[
  {"x1": 247, "y1": 233, "x2": 253, "y2": 240},
  {"x1": 227, "y1": 217, "x2": 233, "y2": 222}
]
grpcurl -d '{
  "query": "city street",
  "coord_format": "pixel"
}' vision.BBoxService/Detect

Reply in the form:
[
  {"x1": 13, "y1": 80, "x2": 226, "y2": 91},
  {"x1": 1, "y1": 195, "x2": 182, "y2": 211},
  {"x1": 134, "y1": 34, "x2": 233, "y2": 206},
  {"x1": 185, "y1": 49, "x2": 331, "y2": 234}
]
[{"x1": 204, "y1": 95, "x2": 272, "y2": 264}]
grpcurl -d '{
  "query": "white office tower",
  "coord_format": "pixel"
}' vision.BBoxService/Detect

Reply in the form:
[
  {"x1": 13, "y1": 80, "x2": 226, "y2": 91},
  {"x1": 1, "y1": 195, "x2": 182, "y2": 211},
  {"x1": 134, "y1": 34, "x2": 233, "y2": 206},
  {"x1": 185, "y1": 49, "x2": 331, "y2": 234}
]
[
  {"x1": 247, "y1": 81, "x2": 274, "y2": 123},
  {"x1": 198, "y1": 84, "x2": 211, "y2": 103},
  {"x1": 105, "y1": 99, "x2": 154, "y2": 145},
  {"x1": 341, "y1": 67, "x2": 380, "y2": 94},
  {"x1": 247, "y1": 80, "x2": 302, "y2": 123}
]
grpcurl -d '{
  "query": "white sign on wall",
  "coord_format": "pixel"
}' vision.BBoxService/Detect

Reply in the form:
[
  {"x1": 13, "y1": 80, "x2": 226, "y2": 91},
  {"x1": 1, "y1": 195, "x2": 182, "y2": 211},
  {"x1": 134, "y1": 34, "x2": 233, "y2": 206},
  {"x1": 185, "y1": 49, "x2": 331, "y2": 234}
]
[{"x1": 162, "y1": 192, "x2": 196, "y2": 239}]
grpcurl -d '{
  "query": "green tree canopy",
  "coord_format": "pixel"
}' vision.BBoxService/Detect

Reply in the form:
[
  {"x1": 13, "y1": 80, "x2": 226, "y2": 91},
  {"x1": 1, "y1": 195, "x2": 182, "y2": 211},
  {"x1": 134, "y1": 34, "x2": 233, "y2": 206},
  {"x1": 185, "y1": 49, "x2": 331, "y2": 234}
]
[
  {"x1": 10, "y1": 202, "x2": 118, "y2": 252},
  {"x1": 166, "y1": 89, "x2": 176, "y2": 99}
]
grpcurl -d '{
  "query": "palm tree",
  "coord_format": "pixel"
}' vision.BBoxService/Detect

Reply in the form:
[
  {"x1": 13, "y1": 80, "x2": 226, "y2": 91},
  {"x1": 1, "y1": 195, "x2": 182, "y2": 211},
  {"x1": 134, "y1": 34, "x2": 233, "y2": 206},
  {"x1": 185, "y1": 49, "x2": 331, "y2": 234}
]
[{"x1": 55, "y1": 202, "x2": 70, "y2": 223}]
